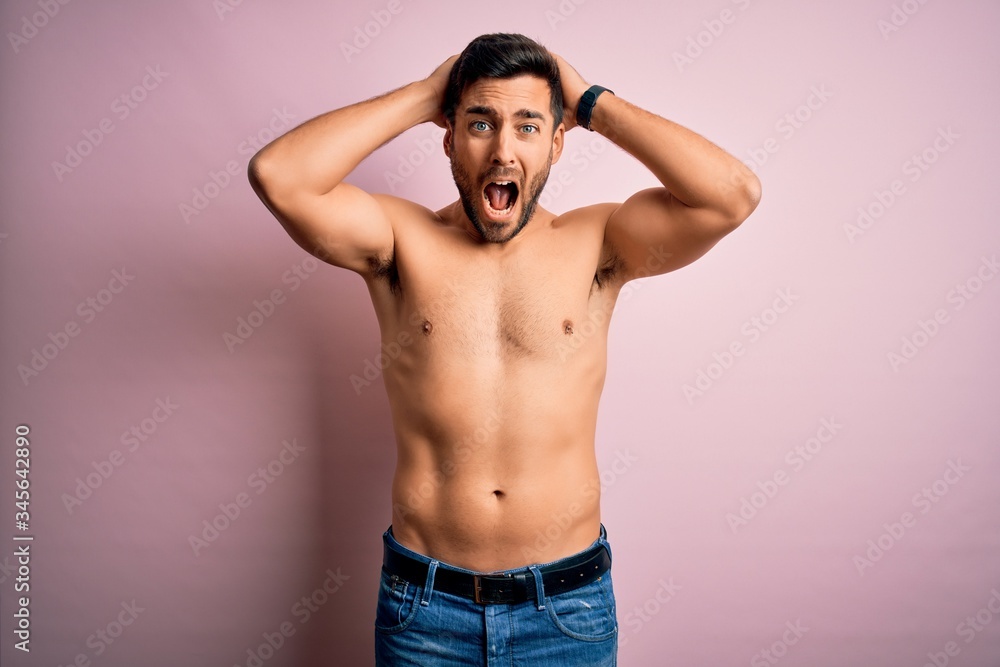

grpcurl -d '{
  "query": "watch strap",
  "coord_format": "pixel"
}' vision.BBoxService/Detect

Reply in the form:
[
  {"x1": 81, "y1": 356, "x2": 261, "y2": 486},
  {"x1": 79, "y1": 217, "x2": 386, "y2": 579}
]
[{"x1": 576, "y1": 85, "x2": 614, "y2": 131}]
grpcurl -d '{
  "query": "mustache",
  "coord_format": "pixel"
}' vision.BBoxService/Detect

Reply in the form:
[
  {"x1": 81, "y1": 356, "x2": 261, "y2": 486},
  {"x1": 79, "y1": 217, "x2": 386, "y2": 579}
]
[{"x1": 480, "y1": 167, "x2": 522, "y2": 185}]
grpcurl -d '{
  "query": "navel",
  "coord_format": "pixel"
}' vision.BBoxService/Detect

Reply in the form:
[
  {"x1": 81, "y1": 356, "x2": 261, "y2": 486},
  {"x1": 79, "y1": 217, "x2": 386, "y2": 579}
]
[
  {"x1": 563, "y1": 320, "x2": 574, "y2": 335},
  {"x1": 492, "y1": 489, "x2": 505, "y2": 499}
]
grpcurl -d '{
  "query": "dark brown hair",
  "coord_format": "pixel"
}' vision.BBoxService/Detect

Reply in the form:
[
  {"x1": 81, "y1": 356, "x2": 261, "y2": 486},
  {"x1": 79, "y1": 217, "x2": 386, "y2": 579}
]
[{"x1": 443, "y1": 33, "x2": 563, "y2": 128}]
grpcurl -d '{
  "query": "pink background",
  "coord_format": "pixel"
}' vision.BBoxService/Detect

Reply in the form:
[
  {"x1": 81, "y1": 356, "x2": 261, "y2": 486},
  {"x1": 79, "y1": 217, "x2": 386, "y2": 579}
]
[{"x1": 2, "y1": 0, "x2": 999, "y2": 665}]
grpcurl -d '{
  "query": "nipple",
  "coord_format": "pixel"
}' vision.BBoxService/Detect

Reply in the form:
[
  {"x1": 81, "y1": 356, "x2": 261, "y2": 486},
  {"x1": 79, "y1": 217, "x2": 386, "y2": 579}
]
[
  {"x1": 421, "y1": 320, "x2": 433, "y2": 335},
  {"x1": 563, "y1": 320, "x2": 574, "y2": 335}
]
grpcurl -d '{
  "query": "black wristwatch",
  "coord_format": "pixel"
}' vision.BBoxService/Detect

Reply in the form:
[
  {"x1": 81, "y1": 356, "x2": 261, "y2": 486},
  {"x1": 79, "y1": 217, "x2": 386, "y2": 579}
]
[{"x1": 576, "y1": 85, "x2": 614, "y2": 131}]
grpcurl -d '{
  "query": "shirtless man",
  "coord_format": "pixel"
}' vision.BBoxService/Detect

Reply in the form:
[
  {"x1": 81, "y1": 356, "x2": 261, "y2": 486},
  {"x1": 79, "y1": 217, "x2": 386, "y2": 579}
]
[{"x1": 248, "y1": 33, "x2": 760, "y2": 666}]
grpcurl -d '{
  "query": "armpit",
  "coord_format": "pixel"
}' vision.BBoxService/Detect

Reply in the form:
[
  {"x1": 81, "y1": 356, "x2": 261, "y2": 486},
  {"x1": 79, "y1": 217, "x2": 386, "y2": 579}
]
[
  {"x1": 592, "y1": 249, "x2": 625, "y2": 291},
  {"x1": 369, "y1": 252, "x2": 401, "y2": 296}
]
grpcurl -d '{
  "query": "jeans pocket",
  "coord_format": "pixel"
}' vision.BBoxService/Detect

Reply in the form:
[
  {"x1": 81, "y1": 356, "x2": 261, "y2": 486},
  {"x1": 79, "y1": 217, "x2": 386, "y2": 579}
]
[
  {"x1": 545, "y1": 574, "x2": 618, "y2": 641},
  {"x1": 374, "y1": 569, "x2": 421, "y2": 634}
]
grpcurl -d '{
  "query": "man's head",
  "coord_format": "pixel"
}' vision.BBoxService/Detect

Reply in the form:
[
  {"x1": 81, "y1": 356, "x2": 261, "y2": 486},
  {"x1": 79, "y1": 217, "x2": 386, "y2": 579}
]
[
  {"x1": 443, "y1": 34, "x2": 563, "y2": 127},
  {"x1": 443, "y1": 33, "x2": 565, "y2": 244}
]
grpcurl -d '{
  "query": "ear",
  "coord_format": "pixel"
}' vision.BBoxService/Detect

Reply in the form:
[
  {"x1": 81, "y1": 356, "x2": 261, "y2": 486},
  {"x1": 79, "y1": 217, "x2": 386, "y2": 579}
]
[
  {"x1": 550, "y1": 122, "x2": 566, "y2": 165},
  {"x1": 443, "y1": 123, "x2": 453, "y2": 159}
]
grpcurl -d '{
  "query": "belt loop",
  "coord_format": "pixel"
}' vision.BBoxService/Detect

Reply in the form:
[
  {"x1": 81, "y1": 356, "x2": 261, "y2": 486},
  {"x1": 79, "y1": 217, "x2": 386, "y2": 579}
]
[
  {"x1": 420, "y1": 560, "x2": 439, "y2": 607},
  {"x1": 599, "y1": 523, "x2": 612, "y2": 562},
  {"x1": 528, "y1": 565, "x2": 546, "y2": 611}
]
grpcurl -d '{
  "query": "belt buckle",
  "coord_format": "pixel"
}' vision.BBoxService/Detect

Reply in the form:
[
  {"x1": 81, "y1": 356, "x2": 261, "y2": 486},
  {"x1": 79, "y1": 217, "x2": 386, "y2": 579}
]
[
  {"x1": 473, "y1": 572, "x2": 515, "y2": 604},
  {"x1": 473, "y1": 574, "x2": 485, "y2": 604}
]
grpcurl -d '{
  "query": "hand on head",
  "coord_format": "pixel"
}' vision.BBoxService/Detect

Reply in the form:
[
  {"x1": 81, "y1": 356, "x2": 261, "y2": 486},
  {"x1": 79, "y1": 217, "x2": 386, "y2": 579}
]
[
  {"x1": 426, "y1": 54, "x2": 459, "y2": 128},
  {"x1": 549, "y1": 52, "x2": 591, "y2": 131}
]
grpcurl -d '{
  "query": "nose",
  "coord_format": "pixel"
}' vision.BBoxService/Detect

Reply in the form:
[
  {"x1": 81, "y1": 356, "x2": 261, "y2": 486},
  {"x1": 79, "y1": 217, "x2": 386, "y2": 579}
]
[{"x1": 490, "y1": 127, "x2": 516, "y2": 166}]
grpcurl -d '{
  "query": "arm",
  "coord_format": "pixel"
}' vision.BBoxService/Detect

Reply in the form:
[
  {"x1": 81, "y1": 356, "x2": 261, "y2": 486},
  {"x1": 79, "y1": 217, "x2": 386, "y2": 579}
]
[
  {"x1": 554, "y1": 55, "x2": 761, "y2": 281},
  {"x1": 247, "y1": 56, "x2": 457, "y2": 275}
]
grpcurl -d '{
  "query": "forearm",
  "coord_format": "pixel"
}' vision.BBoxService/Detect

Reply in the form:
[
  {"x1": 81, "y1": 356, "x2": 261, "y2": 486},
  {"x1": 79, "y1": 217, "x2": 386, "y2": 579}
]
[
  {"x1": 250, "y1": 80, "x2": 440, "y2": 197},
  {"x1": 590, "y1": 94, "x2": 760, "y2": 219}
]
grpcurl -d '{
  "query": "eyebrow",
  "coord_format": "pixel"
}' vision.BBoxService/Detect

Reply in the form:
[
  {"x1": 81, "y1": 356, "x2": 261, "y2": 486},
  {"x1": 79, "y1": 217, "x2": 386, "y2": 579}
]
[{"x1": 464, "y1": 105, "x2": 546, "y2": 122}]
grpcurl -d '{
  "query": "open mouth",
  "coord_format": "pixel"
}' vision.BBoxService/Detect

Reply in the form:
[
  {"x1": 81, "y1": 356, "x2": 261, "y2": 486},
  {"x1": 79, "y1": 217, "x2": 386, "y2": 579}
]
[{"x1": 482, "y1": 180, "x2": 519, "y2": 219}]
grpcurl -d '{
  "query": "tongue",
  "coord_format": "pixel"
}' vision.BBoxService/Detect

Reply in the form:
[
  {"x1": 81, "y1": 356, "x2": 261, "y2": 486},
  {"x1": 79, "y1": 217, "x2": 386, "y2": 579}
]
[{"x1": 485, "y1": 183, "x2": 511, "y2": 211}]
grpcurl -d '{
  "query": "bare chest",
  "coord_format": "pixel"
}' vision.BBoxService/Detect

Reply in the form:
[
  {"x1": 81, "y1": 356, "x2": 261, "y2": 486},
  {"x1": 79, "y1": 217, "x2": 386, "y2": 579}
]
[{"x1": 391, "y1": 234, "x2": 611, "y2": 359}]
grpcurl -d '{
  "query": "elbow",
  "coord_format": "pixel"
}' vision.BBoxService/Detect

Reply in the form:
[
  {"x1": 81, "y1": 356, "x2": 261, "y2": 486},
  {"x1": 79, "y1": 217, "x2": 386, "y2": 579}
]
[
  {"x1": 722, "y1": 169, "x2": 762, "y2": 229},
  {"x1": 741, "y1": 170, "x2": 762, "y2": 220},
  {"x1": 247, "y1": 152, "x2": 281, "y2": 203},
  {"x1": 247, "y1": 151, "x2": 268, "y2": 190}
]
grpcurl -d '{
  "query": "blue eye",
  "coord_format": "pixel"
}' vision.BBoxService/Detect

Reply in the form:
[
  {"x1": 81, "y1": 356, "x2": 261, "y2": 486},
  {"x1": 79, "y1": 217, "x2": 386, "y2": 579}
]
[
  {"x1": 472, "y1": 120, "x2": 490, "y2": 131},
  {"x1": 521, "y1": 125, "x2": 538, "y2": 134}
]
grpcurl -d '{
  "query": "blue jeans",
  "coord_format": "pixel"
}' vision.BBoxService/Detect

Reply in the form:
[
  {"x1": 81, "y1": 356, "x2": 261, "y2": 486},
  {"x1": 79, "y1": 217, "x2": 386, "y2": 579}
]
[{"x1": 374, "y1": 525, "x2": 618, "y2": 666}]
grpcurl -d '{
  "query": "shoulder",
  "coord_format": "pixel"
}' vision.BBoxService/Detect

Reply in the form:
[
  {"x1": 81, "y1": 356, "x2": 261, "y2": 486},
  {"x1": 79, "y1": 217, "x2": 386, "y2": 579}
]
[
  {"x1": 361, "y1": 195, "x2": 443, "y2": 290},
  {"x1": 549, "y1": 202, "x2": 629, "y2": 289},
  {"x1": 553, "y1": 201, "x2": 625, "y2": 274},
  {"x1": 551, "y1": 202, "x2": 619, "y2": 231},
  {"x1": 371, "y1": 193, "x2": 443, "y2": 226},
  {"x1": 371, "y1": 194, "x2": 462, "y2": 247}
]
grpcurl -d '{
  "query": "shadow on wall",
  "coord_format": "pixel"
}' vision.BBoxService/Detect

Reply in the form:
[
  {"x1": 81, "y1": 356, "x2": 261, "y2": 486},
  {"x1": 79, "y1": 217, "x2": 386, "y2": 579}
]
[{"x1": 295, "y1": 291, "x2": 397, "y2": 666}]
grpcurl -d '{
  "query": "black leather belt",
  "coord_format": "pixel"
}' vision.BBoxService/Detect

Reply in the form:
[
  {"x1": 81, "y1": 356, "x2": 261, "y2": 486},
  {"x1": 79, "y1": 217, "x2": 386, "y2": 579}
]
[{"x1": 382, "y1": 540, "x2": 611, "y2": 605}]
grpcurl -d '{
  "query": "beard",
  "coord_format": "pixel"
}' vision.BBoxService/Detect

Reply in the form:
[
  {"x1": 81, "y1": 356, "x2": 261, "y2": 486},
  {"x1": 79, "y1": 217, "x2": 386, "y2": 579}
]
[{"x1": 450, "y1": 148, "x2": 553, "y2": 244}]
